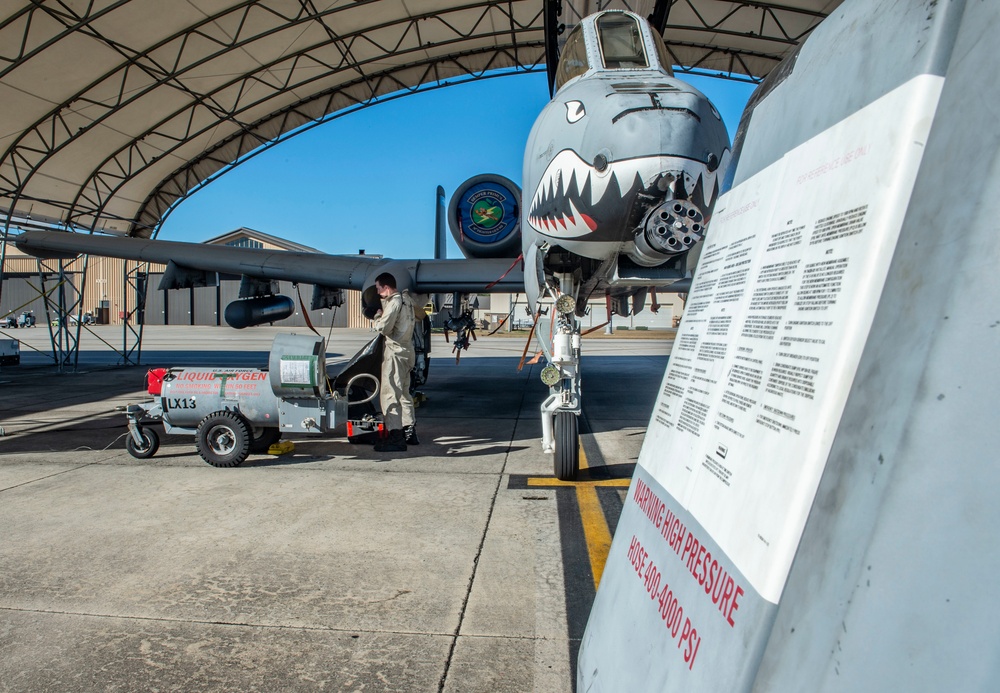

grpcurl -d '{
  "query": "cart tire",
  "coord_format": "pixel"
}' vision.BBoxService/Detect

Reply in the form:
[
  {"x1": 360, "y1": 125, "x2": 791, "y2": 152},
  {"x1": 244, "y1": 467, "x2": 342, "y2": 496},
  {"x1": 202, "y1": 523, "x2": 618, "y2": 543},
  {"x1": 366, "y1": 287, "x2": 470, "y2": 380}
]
[
  {"x1": 196, "y1": 411, "x2": 250, "y2": 467},
  {"x1": 249, "y1": 426, "x2": 282, "y2": 453},
  {"x1": 125, "y1": 427, "x2": 160, "y2": 459},
  {"x1": 554, "y1": 411, "x2": 580, "y2": 481}
]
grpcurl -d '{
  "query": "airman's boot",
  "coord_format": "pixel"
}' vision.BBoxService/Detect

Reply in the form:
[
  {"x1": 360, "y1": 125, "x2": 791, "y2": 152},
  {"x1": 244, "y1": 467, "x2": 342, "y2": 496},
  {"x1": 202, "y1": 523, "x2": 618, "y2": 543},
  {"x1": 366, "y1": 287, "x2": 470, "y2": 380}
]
[{"x1": 374, "y1": 429, "x2": 407, "y2": 452}]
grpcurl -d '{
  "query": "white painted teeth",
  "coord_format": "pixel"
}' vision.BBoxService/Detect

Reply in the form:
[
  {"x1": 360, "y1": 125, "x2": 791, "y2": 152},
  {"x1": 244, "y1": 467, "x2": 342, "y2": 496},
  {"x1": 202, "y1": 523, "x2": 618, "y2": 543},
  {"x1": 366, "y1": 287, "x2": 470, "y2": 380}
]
[
  {"x1": 531, "y1": 151, "x2": 721, "y2": 209},
  {"x1": 528, "y1": 149, "x2": 730, "y2": 236},
  {"x1": 566, "y1": 198, "x2": 588, "y2": 233}
]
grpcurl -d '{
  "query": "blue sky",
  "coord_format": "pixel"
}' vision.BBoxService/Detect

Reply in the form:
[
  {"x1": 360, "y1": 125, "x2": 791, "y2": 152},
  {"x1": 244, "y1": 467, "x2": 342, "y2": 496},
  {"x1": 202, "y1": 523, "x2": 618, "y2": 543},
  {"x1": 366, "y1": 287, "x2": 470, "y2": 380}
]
[{"x1": 158, "y1": 70, "x2": 756, "y2": 258}]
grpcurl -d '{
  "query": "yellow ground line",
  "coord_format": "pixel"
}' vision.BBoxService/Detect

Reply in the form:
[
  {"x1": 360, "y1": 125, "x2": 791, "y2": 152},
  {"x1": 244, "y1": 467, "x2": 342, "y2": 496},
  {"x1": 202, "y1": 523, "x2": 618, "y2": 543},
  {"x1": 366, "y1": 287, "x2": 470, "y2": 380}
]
[
  {"x1": 526, "y1": 478, "x2": 631, "y2": 488},
  {"x1": 524, "y1": 444, "x2": 632, "y2": 591},
  {"x1": 578, "y1": 485, "x2": 611, "y2": 591},
  {"x1": 575, "y1": 446, "x2": 613, "y2": 591}
]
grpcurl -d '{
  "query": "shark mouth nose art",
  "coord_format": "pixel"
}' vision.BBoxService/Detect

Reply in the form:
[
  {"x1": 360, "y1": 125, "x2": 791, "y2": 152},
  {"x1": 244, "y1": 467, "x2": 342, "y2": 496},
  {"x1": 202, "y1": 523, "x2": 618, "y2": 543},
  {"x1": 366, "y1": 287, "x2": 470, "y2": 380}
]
[{"x1": 527, "y1": 149, "x2": 728, "y2": 239}]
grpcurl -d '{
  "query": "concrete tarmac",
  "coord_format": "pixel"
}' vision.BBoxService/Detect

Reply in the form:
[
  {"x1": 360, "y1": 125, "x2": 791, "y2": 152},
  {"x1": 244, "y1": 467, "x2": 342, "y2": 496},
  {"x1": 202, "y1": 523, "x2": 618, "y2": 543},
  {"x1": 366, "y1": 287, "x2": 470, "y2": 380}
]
[{"x1": 0, "y1": 326, "x2": 672, "y2": 692}]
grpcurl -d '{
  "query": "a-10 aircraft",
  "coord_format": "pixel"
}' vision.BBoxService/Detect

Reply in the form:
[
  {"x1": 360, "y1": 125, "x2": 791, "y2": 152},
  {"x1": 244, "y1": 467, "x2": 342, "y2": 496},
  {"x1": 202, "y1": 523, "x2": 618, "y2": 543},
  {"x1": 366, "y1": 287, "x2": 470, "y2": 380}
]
[{"x1": 15, "y1": 9, "x2": 731, "y2": 480}]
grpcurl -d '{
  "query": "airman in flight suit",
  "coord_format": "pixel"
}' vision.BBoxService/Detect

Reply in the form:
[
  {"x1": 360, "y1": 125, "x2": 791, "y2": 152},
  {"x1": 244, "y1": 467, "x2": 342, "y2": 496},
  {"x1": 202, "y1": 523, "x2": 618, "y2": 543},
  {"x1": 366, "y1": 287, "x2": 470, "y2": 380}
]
[{"x1": 372, "y1": 272, "x2": 417, "y2": 452}]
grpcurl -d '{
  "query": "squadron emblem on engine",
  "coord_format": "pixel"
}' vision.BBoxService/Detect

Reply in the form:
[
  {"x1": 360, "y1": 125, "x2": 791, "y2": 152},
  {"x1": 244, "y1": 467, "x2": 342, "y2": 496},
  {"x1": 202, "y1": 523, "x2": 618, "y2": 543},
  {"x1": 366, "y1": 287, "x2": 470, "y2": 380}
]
[{"x1": 466, "y1": 188, "x2": 509, "y2": 236}]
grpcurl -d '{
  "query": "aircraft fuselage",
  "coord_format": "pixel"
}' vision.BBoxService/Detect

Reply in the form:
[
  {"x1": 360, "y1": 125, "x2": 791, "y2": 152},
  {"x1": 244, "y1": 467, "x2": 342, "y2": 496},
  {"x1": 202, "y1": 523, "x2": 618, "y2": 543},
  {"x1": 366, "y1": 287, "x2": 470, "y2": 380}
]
[{"x1": 521, "y1": 11, "x2": 731, "y2": 300}]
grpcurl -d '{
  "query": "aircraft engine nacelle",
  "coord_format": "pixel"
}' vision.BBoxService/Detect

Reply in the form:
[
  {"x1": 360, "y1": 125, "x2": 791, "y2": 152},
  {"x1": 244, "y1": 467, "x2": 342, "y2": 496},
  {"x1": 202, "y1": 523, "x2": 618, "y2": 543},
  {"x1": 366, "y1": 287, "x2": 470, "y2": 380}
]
[
  {"x1": 448, "y1": 174, "x2": 521, "y2": 259},
  {"x1": 224, "y1": 295, "x2": 295, "y2": 329}
]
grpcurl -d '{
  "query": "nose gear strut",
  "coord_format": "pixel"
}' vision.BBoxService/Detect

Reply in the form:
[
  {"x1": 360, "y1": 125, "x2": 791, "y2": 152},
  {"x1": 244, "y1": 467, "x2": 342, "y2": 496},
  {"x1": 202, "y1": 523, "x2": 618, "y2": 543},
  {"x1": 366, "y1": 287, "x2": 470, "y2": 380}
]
[{"x1": 539, "y1": 271, "x2": 582, "y2": 480}]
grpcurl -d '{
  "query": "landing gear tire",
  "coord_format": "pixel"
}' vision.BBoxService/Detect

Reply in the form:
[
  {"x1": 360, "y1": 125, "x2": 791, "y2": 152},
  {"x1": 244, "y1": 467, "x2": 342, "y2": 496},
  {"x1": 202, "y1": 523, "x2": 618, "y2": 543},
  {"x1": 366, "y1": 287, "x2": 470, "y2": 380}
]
[
  {"x1": 196, "y1": 411, "x2": 250, "y2": 467},
  {"x1": 126, "y1": 426, "x2": 160, "y2": 459},
  {"x1": 554, "y1": 411, "x2": 580, "y2": 481},
  {"x1": 249, "y1": 426, "x2": 281, "y2": 454}
]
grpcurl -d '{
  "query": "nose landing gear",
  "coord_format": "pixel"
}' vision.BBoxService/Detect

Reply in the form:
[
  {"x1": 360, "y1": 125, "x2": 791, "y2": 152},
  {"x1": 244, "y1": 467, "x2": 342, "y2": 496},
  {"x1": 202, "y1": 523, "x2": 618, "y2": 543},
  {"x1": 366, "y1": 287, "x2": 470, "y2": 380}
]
[{"x1": 539, "y1": 272, "x2": 582, "y2": 481}]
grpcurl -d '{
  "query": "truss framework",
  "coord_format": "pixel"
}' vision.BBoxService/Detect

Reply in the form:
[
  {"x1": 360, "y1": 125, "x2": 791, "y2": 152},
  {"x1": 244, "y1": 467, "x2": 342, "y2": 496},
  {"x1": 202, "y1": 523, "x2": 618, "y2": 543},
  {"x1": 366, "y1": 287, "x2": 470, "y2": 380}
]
[
  {"x1": 1, "y1": 1, "x2": 546, "y2": 237},
  {"x1": 0, "y1": 0, "x2": 838, "y2": 368},
  {"x1": 0, "y1": 0, "x2": 837, "y2": 240}
]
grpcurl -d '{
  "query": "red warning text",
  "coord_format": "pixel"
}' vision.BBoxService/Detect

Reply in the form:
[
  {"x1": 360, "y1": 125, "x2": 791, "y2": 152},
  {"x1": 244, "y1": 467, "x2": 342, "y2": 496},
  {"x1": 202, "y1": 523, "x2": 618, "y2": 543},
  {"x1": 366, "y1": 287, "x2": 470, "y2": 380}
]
[
  {"x1": 628, "y1": 535, "x2": 702, "y2": 670},
  {"x1": 633, "y1": 478, "x2": 746, "y2": 627},
  {"x1": 175, "y1": 370, "x2": 266, "y2": 381}
]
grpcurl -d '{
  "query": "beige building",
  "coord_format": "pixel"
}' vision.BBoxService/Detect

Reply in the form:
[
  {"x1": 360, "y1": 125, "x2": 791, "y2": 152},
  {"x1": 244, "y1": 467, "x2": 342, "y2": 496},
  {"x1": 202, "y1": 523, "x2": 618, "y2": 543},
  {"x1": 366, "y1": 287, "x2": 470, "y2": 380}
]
[{"x1": 1, "y1": 228, "x2": 369, "y2": 329}]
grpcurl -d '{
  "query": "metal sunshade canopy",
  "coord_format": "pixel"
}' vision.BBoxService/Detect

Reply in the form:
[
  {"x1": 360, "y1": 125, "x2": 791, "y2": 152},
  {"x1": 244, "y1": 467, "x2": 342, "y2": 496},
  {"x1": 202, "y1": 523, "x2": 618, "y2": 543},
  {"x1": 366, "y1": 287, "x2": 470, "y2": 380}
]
[{"x1": 0, "y1": 0, "x2": 842, "y2": 239}]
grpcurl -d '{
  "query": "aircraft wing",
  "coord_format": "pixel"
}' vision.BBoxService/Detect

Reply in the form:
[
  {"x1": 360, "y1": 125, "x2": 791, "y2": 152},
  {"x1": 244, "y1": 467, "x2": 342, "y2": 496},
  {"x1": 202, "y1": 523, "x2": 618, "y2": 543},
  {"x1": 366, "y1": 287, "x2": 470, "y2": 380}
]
[{"x1": 12, "y1": 230, "x2": 524, "y2": 295}]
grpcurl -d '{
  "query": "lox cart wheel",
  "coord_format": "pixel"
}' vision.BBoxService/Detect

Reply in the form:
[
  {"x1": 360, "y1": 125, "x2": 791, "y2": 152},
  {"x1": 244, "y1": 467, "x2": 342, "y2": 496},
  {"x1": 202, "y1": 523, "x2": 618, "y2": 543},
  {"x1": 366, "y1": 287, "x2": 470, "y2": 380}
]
[
  {"x1": 554, "y1": 411, "x2": 580, "y2": 481},
  {"x1": 196, "y1": 411, "x2": 251, "y2": 467},
  {"x1": 126, "y1": 426, "x2": 160, "y2": 459}
]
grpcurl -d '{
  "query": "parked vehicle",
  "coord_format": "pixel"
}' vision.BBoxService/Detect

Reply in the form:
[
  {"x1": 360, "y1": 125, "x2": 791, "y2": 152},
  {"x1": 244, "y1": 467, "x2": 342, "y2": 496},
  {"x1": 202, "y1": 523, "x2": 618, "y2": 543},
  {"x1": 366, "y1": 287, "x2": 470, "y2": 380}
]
[
  {"x1": 65, "y1": 311, "x2": 96, "y2": 325},
  {"x1": 0, "y1": 338, "x2": 18, "y2": 365},
  {"x1": 16, "y1": 311, "x2": 35, "y2": 327}
]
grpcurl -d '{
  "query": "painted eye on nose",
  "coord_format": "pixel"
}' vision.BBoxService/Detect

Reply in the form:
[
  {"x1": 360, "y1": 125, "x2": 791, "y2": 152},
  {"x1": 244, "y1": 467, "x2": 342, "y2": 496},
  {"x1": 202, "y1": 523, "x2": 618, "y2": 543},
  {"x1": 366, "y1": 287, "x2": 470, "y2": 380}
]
[{"x1": 565, "y1": 100, "x2": 585, "y2": 123}]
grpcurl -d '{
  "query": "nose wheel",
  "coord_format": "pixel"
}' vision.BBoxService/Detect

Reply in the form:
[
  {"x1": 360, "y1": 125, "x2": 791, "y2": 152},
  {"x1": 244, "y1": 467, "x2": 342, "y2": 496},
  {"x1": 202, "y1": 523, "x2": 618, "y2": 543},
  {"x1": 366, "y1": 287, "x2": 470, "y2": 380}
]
[{"x1": 554, "y1": 411, "x2": 580, "y2": 480}]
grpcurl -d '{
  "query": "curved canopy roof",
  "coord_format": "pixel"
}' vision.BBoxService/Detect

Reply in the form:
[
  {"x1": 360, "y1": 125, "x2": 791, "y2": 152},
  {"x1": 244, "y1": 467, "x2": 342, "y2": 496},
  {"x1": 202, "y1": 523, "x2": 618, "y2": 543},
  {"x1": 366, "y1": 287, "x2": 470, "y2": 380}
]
[{"x1": 0, "y1": 0, "x2": 841, "y2": 238}]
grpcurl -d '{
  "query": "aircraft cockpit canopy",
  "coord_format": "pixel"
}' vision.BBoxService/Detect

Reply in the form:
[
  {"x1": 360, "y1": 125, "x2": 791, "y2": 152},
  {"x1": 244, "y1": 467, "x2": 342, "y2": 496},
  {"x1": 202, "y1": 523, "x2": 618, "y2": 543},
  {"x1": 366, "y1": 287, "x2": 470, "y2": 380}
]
[
  {"x1": 554, "y1": 12, "x2": 674, "y2": 92},
  {"x1": 555, "y1": 24, "x2": 588, "y2": 91},
  {"x1": 649, "y1": 28, "x2": 675, "y2": 77},
  {"x1": 596, "y1": 13, "x2": 648, "y2": 69}
]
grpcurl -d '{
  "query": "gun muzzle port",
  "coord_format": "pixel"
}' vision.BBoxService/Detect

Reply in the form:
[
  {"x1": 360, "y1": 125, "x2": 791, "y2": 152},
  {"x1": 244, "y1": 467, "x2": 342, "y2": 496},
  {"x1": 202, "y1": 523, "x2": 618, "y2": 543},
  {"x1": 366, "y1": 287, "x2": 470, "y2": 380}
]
[{"x1": 631, "y1": 197, "x2": 707, "y2": 265}]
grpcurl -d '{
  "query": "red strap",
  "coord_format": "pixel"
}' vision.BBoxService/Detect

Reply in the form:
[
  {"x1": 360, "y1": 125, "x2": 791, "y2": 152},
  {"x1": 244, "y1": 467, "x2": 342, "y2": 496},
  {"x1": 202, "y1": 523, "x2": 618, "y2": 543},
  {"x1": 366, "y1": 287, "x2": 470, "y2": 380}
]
[
  {"x1": 486, "y1": 253, "x2": 524, "y2": 289},
  {"x1": 517, "y1": 310, "x2": 541, "y2": 371}
]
